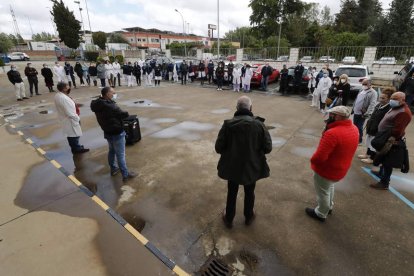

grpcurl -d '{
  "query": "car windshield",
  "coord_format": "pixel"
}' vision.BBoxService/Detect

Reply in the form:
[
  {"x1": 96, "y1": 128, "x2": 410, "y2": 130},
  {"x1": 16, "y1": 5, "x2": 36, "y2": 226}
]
[{"x1": 335, "y1": 68, "x2": 366, "y2": 77}]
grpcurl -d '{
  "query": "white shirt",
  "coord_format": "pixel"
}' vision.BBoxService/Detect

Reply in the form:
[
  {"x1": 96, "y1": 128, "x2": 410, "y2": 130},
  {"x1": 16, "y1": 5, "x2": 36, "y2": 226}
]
[{"x1": 113, "y1": 62, "x2": 121, "y2": 74}]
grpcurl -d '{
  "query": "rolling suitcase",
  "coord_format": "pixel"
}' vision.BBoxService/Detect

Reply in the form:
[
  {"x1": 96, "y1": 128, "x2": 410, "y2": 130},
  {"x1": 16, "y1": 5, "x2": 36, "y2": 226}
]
[{"x1": 123, "y1": 115, "x2": 141, "y2": 145}]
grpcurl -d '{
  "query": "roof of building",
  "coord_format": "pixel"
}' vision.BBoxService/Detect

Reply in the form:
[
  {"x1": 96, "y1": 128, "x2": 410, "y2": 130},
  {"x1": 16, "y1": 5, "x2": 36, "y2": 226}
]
[{"x1": 123, "y1": 26, "x2": 198, "y2": 37}]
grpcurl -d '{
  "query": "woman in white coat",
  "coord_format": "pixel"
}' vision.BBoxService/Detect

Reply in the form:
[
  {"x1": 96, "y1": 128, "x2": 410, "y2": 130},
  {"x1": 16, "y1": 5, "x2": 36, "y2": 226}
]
[
  {"x1": 105, "y1": 61, "x2": 114, "y2": 87},
  {"x1": 54, "y1": 82, "x2": 89, "y2": 154},
  {"x1": 242, "y1": 64, "x2": 253, "y2": 92},
  {"x1": 233, "y1": 65, "x2": 242, "y2": 92},
  {"x1": 53, "y1": 62, "x2": 68, "y2": 83},
  {"x1": 313, "y1": 70, "x2": 332, "y2": 112}
]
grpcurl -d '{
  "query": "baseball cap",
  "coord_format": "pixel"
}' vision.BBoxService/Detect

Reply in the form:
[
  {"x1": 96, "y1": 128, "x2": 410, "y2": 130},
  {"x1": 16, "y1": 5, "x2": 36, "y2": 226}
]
[{"x1": 327, "y1": 106, "x2": 351, "y2": 117}]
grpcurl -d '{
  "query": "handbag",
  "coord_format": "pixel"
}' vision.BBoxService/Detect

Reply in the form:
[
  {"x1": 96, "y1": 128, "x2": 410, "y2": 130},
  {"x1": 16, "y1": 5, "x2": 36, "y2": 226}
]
[
  {"x1": 325, "y1": 98, "x2": 333, "y2": 106},
  {"x1": 371, "y1": 130, "x2": 392, "y2": 151}
]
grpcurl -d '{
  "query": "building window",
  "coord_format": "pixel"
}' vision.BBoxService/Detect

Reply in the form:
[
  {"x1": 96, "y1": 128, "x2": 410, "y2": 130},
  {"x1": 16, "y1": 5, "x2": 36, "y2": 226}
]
[
  {"x1": 130, "y1": 38, "x2": 134, "y2": 42},
  {"x1": 137, "y1": 38, "x2": 141, "y2": 42},
  {"x1": 151, "y1": 38, "x2": 160, "y2": 43},
  {"x1": 143, "y1": 39, "x2": 146, "y2": 42}
]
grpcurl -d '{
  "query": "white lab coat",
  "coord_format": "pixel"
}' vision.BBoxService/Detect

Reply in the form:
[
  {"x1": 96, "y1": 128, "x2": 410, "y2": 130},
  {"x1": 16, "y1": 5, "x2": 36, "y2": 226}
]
[
  {"x1": 113, "y1": 62, "x2": 121, "y2": 75},
  {"x1": 314, "y1": 76, "x2": 332, "y2": 103},
  {"x1": 308, "y1": 70, "x2": 317, "y2": 88},
  {"x1": 105, "y1": 63, "x2": 114, "y2": 79},
  {"x1": 53, "y1": 65, "x2": 68, "y2": 82},
  {"x1": 242, "y1": 68, "x2": 253, "y2": 86},
  {"x1": 233, "y1": 68, "x2": 241, "y2": 85},
  {"x1": 54, "y1": 92, "x2": 82, "y2": 137}
]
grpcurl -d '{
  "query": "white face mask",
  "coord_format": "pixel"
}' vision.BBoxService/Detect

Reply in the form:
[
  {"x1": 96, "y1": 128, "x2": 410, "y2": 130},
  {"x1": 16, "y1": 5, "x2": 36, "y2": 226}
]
[
  {"x1": 112, "y1": 93, "x2": 118, "y2": 100},
  {"x1": 340, "y1": 79, "x2": 346, "y2": 83},
  {"x1": 11, "y1": 67, "x2": 17, "y2": 71},
  {"x1": 333, "y1": 81, "x2": 337, "y2": 84},
  {"x1": 323, "y1": 74, "x2": 328, "y2": 78},
  {"x1": 362, "y1": 85, "x2": 369, "y2": 90}
]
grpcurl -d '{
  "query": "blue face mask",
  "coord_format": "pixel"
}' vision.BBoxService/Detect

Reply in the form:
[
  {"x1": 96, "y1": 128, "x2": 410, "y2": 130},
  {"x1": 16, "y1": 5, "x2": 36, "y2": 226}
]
[{"x1": 389, "y1": 99, "x2": 400, "y2": 108}]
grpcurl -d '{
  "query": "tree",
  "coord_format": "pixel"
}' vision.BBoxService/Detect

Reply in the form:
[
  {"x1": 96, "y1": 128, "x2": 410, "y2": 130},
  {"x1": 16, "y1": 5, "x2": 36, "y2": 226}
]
[
  {"x1": 8, "y1": 34, "x2": 18, "y2": 45},
  {"x1": 108, "y1": 33, "x2": 129, "y2": 44},
  {"x1": 355, "y1": 0, "x2": 382, "y2": 33},
  {"x1": 32, "y1": 32, "x2": 54, "y2": 42},
  {"x1": 0, "y1": 33, "x2": 14, "y2": 53},
  {"x1": 335, "y1": 0, "x2": 359, "y2": 32},
  {"x1": 249, "y1": 0, "x2": 306, "y2": 38},
  {"x1": 320, "y1": 6, "x2": 334, "y2": 26},
  {"x1": 92, "y1": 31, "x2": 107, "y2": 50},
  {"x1": 50, "y1": 0, "x2": 81, "y2": 49}
]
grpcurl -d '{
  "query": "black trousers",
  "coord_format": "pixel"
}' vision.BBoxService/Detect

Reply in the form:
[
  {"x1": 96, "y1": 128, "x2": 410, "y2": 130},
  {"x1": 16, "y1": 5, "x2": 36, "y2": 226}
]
[
  {"x1": 28, "y1": 78, "x2": 39, "y2": 95},
  {"x1": 181, "y1": 73, "x2": 187, "y2": 84},
  {"x1": 225, "y1": 180, "x2": 256, "y2": 222}
]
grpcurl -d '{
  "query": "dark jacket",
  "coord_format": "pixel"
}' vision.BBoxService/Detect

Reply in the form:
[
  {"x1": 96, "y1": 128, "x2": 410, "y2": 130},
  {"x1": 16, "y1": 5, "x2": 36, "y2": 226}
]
[
  {"x1": 216, "y1": 66, "x2": 224, "y2": 78},
  {"x1": 65, "y1": 64, "x2": 75, "y2": 76},
  {"x1": 337, "y1": 82, "x2": 351, "y2": 106},
  {"x1": 180, "y1": 63, "x2": 188, "y2": 74},
  {"x1": 154, "y1": 65, "x2": 162, "y2": 77},
  {"x1": 280, "y1": 68, "x2": 288, "y2": 80},
  {"x1": 90, "y1": 97, "x2": 129, "y2": 136},
  {"x1": 74, "y1": 63, "x2": 83, "y2": 77},
  {"x1": 88, "y1": 66, "x2": 98, "y2": 76},
  {"x1": 7, "y1": 70, "x2": 23, "y2": 84},
  {"x1": 198, "y1": 62, "x2": 205, "y2": 72},
  {"x1": 24, "y1": 67, "x2": 38, "y2": 79},
  {"x1": 215, "y1": 109, "x2": 272, "y2": 184},
  {"x1": 261, "y1": 65, "x2": 273, "y2": 77},
  {"x1": 401, "y1": 77, "x2": 414, "y2": 95},
  {"x1": 207, "y1": 62, "x2": 214, "y2": 74},
  {"x1": 41, "y1": 67, "x2": 53, "y2": 80},
  {"x1": 294, "y1": 65, "x2": 304, "y2": 79},
  {"x1": 227, "y1": 63, "x2": 234, "y2": 74},
  {"x1": 366, "y1": 103, "x2": 391, "y2": 136},
  {"x1": 132, "y1": 65, "x2": 140, "y2": 76},
  {"x1": 167, "y1": 63, "x2": 174, "y2": 72}
]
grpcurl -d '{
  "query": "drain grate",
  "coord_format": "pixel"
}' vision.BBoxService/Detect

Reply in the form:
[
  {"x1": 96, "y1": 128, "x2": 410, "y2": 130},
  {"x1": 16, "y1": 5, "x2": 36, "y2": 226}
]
[{"x1": 198, "y1": 256, "x2": 233, "y2": 276}]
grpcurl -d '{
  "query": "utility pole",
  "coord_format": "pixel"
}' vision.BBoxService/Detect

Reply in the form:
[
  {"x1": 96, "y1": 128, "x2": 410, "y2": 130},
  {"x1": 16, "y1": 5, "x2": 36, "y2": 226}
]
[
  {"x1": 217, "y1": 0, "x2": 220, "y2": 58},
  {"x1": 84, "y1": 0, "x2": 93, "y2": 44},
  {"x1": 175, "y1": 9, "x2": 187, "y2": 57}
]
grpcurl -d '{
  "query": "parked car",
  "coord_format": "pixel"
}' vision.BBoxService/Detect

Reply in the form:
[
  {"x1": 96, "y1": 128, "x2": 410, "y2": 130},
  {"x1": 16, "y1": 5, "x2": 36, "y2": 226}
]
[
  {"x1": 342, "y1": 56, "x2": 357, "y2": 64},
  {"x1": 226, "y1": 55, "x2": 236, "y2": 61},
  {"x1": 250, "y1": 64, "x2": 280, "y2": 86},
  {"x1": 334, "y1": 65, "x2": 373, "y2": 100},
  {"x1": 0, "y1": 53, "x2": 11, "y2": 64},
  {"x1": 276, "y1": 55, "x2": 289, "y2": 62},
  {"x1": 287, "y1": 66, "x2": 310, "y2": 93},
  {"x1": 213, "y1": 61, "x2": 244, "y2": 83},
  {"x1": 393, "y1": 63, "x2": 414, "y2": 91},
  {"x1": 8, "y1": 52, "x2": 30, "y2": 61},
  {"x1": 373, "y1": 56, "x2": 396, "y2": 65},
  {"x1": 318, "y1": 56, "x2": 336, "y2": 63},
  {"x1": 299, "y1": 56, "x2": 313, "y2": 63},
  {"x1": 405, "y1": 56, "x2": 414, "y2": 64}
]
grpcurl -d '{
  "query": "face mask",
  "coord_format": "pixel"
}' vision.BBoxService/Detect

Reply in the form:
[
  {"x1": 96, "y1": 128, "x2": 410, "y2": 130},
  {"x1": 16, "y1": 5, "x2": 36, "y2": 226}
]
[
  {"x1": 112, "y1": 93, "x2": 118, "y2": 100},
  {"x1": 323, "y1": 74, "x2": 328, "y2": 78},
  {"x1": 362, "y1": 85, "x2": 368, "y2": 90},
  {"x1": 11, "y1": 67, "x2": 16, "y2": 71},
  {"x1": 340, "y1": 79, "x2": 346, "y2": 83},
  {"x1": 389, "y1": 99, "x2": 400, "y2": 108},
  {"x1": 333, "y1": 81, "x2": 337, "y2": 85}
]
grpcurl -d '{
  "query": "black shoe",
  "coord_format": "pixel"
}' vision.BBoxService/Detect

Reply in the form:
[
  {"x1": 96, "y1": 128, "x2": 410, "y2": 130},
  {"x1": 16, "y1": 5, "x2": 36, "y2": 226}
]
[
  {"x1": 123, "y1": 171, "x2": 138, "y2": 182},
  {"x1": 371, "y1": 169, "x2": 381, "y2": 179},
  {"x1": 328, "y1": 209, "x2": 332, "y2": 215},
  {"x1": 222, "y1": 212, "x2": 233, "y2": 229},
  {"x1": 36, "y1": 93, "x2": 42, "y2": 95},
  {"x1": 72, "y1": 148, "x2": 90, "y2": 154},
  {"x1": 111, "y1": 168, "x2": 120, "y2": 176},
  {"x1": 305, "y1": 208, "x2": 325, "y2": 222},
  {"x1": 17, "y1": 98, "x2": 23, "y2": 101},
  {"x1": 369, "y1": 182, "x2": 389, "y2": 190},
  {"x1": 30, "y1": 94, "x2": 33, "y2": 97},
  {"x1": 245, "y1": 212, "x2": 256, "y2": 226},
  {"x1": 23, "y1": 97, "x2": 29, "y2": 99}
]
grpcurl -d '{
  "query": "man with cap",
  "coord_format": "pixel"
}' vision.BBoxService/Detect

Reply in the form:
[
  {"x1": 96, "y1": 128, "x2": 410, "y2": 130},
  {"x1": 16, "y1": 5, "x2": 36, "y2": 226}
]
[{"x1": 306, "y1": 106, "x2": 359, "y2": 222}]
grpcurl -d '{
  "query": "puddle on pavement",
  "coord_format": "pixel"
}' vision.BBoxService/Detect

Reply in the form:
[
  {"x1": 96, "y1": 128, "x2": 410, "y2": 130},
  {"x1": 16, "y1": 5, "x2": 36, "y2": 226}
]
[
  {"x1": 150, "y1": 121, "x2": 216, "y2": 141},
  {"x1": 291, "y1": 147, "x2": 316, "y2": 158},
  {"x1": 211, "y1": 108, "x2": 231, "y2": 114},
  {"x1": 151, "y1": 118, "x2": 177, "y2": 124},
  {"x1": 271, "y1": 137, "x2": 286, "y2": 147},
  {"x1": 120, "y1": 211, "x2": 146, "y2": 232},
  {"x1": 39, "y1": 110, "x2": 54, "y2": 114}
]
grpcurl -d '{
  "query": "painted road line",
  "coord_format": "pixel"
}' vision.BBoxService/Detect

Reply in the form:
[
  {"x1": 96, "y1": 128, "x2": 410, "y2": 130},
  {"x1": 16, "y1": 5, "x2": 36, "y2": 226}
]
[
  {"x1": 124, "y1": 223, "x2": 149, "y2": 244},
  {"x1": 3, "y1": 122, "x2": 190, "y2": 276},
  {"x1": 388, "y1": 174, "x2": 414, "y2": 185},
  {"x1": 362, "y1": 167, "x2": 414, "y2": 211},
  {"x1": 10, "y1": 124, "x2": 16, "y2": 129}
]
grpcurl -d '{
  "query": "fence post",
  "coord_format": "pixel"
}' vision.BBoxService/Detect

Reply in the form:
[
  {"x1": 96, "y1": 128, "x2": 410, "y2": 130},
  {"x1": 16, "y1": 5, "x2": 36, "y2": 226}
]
[
  {"x1": 362, "y1": 47, "x2": 377, "y2": 66},
  {"x1": 196, "y1": 49, "x2": 203, "y2": 60},
  {"x1": 290, "y1": 48, "x2": 299, "y2": 63},
  {"x1": 140, "y1": 49, "x2": 146, "y2": 60},
  {"x1": 165, "y1": 49, "x2": 171, "y2": 59},
  {"x1": 236, "y1": 48, "x2": 243, "y2": 63}
]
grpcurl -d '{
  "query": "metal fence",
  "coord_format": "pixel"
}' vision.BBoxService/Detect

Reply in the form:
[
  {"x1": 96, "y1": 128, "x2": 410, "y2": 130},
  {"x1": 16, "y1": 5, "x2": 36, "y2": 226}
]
[
  {"x1": 375, "y1": 46, "x2": 414, "y2": 64},
  {"x1": 243, "y1": 47, "x2": 290, "y2": 61},
  {"x1": 298, "y1": 46, "x2": 366, "y2": 63}
]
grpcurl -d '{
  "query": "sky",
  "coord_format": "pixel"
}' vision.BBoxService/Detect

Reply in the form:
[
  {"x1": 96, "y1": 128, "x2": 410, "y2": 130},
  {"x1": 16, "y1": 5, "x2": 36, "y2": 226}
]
[{"x1": 0, "y1": 0, "x2": 394, "y2": 40}]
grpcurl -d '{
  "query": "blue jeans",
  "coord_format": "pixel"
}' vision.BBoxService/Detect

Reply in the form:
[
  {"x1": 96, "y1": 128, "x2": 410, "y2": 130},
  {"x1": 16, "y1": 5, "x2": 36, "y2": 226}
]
[
  {"x1": 105, "y1": 131, "x2": 128, "y2": 178},
  {"x1": 353, "y1": 114, "x2": 365, "y2": 143},
  {"x1": 261, "y1": 76, "x2": 269, "y2": 90},
  {"x1": 67, "y1": 136, "x2": 83, "y2": 152}
]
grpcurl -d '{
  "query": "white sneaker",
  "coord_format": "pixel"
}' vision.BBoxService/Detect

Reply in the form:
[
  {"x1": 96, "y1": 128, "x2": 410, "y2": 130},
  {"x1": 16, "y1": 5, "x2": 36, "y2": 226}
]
[
  {"x1": 357, "y1": 154, "x2": 368, "y2": 159},
  {"x1": 217, "y1": 88, "x2": 220, "y2": 91},
  {"x1": 361, "y1": 158, "x2": 373, "y2": 164}
]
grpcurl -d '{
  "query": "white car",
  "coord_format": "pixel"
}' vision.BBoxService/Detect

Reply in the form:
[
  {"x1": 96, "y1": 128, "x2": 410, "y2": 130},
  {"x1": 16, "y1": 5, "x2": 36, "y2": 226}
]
[
  {"x1": 9, "y1": 52, "x2": 30, "y2": 61},
  {"x1": 334, "y1": 65, "x2": 373, "y2": 95},
  {"x1": 373, "y1": 56, "x2": 396, "y2": 65},
  {"x1": 319, "y1": 56, "x2": 335, "y2": 63},
  {"x1": 342, "y1": 56, "x2": 357, "y2": 64}
]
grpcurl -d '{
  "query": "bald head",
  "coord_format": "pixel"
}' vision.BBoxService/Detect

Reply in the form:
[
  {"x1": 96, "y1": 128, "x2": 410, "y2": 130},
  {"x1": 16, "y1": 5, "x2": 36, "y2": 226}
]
[
  {"x1": 237, "y1": 96, "x2": 252, "y2": 111},
  {"x1": 391, "y1": 92, "x2": 406, "y2": 104}
]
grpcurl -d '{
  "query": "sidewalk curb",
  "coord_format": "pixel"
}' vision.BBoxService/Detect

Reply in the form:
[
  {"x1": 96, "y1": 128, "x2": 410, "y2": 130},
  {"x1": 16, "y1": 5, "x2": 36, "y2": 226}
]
[{"x1": 0, "y1": 114, "x2": 190, "y2": 276}]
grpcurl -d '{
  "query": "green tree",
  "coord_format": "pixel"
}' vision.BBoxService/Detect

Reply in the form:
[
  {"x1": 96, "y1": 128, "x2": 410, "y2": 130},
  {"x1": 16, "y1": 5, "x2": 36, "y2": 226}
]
[
  {"x1": 0, "y1": 33, "x2": 14, "y2": 53},
  {"x1": 355, "y1": 0, "x2": 382, "y2": 32},
  {"x1": 50, "y1": 0, "x2": 81, "y2": 49},
  {"x1": 8, "y1": 34, "x2": 18, "y2": 45},
  {"x1": 32, "y1": 32, "x2": 54, "y2": 41},
  {"x1": 335, "y1": 0, "x2": 359, "y2": 32},
  {"x1": 16, "y1": 34, "x2": 25, "y2": 43},
  {"x1": 320, "y1": 6, "x2": 334, "y2": 26},
  {"x1": 92, "y1": 31, "x2": 107, "y2": 50},
  {"x1": 108, "y1": 33, "x2": 129, "y2": 44}
]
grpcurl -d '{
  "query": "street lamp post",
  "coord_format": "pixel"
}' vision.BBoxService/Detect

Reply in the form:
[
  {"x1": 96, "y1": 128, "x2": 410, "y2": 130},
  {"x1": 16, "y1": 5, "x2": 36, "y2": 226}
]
[
  {"x1": 217, "y1": 0, "x2": 220, "y2": 58},
  {"x1": 84, "y1": 0, "x2": 93, "y2": 44},
  {"x1": 175, "y1": 9, "x2": 187, "y2": 58},
  {"x1": 74, "y1": 1, "x2": 86, "y2": 38}
]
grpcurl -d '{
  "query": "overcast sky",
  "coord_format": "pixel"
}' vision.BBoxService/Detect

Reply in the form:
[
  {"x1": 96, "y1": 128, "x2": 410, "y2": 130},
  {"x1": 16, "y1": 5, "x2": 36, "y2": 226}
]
[{"x1": 0, "y1": 0, "x2": 393, "y2": 40}]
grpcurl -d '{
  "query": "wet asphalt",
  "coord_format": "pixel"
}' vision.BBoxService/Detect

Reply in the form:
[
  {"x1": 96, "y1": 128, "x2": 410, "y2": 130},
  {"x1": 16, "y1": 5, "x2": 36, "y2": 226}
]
[{"x1": 1, "y1": 71, "x2": 414, "y2": 275}]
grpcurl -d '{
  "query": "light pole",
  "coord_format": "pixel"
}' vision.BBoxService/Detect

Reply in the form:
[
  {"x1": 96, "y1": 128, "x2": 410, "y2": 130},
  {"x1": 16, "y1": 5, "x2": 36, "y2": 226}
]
[
  {"x1": 276, "y1": 1, "x2": 283, "y2": 59},
  {"x1": 217, "y1": 0, "x2": 220, "y2": 58},
  {"x1": 74, "y1": 1, "x2": 86, "y2": 38},
  {"x1": 175, "y1": 9, "x2": 187, "y2": 57},
  {"x1": 84, "y1": 0, "x2": 93, "y2": 44}
]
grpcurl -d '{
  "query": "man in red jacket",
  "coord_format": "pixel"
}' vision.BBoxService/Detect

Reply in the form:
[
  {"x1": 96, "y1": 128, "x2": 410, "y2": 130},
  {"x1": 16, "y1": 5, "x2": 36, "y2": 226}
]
[{"x1": 306, "y1": 106, "x2": 359, "y2": 222}]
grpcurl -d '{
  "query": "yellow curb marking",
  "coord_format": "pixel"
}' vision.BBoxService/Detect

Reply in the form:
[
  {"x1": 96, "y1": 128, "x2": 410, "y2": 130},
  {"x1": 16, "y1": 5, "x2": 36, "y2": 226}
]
[
  {"x1": 26, "y1": 138, "x2": 34, "y2": 144},
  {"x1": 124, "y1": 223, "x2": 149, "y2": 244},
  {"x1": 173, "y1": 266, "x2": 191, "y2": 276},
  {"x1": 50, "y1": 160, "x2": 62, "y2": 169},
  {"x1": 10, "y1": 124, "x2": 16, "y2": 129},
  {"x1": 36, "y1": 148, "x2": 46, "y2": 155},
  {"x1": 17, "y1": 130, "x2": 23, "y2": 135},
  {"x1": 68, "y1": 175, "x2": 82, "y2": 186},
  {"x1": 91, "y1": 195, "x2": 110, "y2": 210}
]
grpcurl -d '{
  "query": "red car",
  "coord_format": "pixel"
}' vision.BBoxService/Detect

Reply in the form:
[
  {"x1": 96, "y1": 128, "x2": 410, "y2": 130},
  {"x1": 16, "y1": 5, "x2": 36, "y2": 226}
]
[
  {"x1": 250, "y1": 64, "x2": 280, "y2": 86},
  {"x1": 226, "y1": 55, "x2": 236, "y2": 61}
]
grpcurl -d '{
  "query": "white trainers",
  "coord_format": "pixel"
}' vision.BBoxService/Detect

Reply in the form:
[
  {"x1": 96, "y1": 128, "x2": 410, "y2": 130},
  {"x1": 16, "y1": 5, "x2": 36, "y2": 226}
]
[
  {"x1": 361, "y1": 158, "x2": 373, "y2": 164},
  {"x1": 358, "y1": 154, "x2": 368, "y2": 159}
]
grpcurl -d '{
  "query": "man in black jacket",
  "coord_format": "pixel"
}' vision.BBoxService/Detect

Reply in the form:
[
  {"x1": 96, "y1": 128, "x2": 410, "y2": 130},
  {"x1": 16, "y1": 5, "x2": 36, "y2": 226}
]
[
  {"x1": 260, "y1": 63, "x2": 273, "y2": 91},
  {"x1": 24, "y1": 62, "x2": 40, "y2": 96},
  {"x1": 90, "y1": 87, "x2": 137, "y2": 182},
  {"x1": 215, "y1": 96, "x2": 273, "y2": 228},
  {"x1": 294, "y1": 62, "x2": 304, "y2": 93},
  {"x1": 227, "y1": 61, "x2": 234, "y2": 85},
  {"x1": 279, "y1": 64, "x2": 289, "y2": 94},
  {"x1": 401, "y1": 72, "x2": 414, "y2": 107},
  {"x1": 7, "y1": 65, "x2": 28, "y2": 101},
  {"x1": 207, "y1": 60, "x2": 214, "y2": 84},
  {"x1": 180, "y1": 60, "x2": 188, "y2": 85}
]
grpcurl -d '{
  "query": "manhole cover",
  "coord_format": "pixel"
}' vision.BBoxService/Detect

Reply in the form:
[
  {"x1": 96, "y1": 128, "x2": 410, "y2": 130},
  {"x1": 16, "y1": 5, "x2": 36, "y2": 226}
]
[{"x1": 197, "y1": 256, "x2": 233, "y2": 276}]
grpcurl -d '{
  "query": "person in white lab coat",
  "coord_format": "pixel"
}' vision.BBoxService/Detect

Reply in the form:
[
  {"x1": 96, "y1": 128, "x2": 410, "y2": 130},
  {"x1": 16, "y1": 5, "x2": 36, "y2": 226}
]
[
  {"x1": 105, "y1": 61, "x2": 114, "y2": 87},
  {"x1": 54, "y1": 82, "x2": 89, "y2": 154},
  {"x1": 313, "y1": 70, "x2": 332, "y2": 112},
  {"x1": 233, "y1": 65, "x2": 242, "y2": 92},
  {"x1": 53, "y1": 62, "x2": 68, "y2": 83},
  {"x1": 112, "y1": 60, "x2": 122, "y2": 87},
  {"x1": 242, "y1": 64, "x2": 253, "y2": 92}
]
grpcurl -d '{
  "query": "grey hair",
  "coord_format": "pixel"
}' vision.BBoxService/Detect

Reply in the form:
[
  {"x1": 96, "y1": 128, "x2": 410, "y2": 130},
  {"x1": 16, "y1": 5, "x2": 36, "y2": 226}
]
[{"x1": 237, "y1": 96, "x2": 252, "y2": 110}]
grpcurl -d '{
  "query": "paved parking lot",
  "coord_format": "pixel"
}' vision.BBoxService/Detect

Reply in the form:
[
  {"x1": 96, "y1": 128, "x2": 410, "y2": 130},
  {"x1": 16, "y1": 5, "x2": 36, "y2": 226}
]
[{"x1": 1, "y1": 70, "x2": 414, "y2": 275}]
